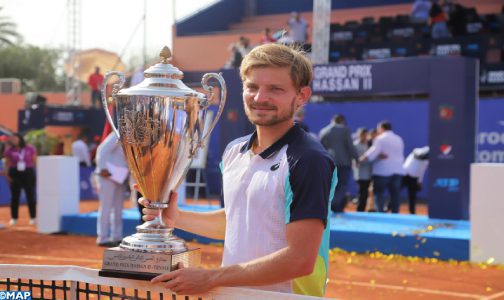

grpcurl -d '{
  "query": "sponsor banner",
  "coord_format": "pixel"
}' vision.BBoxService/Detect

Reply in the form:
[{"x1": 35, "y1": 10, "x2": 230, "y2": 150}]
[{"x1": 312, "y1": 58, "x2": 430, "y2": 96}]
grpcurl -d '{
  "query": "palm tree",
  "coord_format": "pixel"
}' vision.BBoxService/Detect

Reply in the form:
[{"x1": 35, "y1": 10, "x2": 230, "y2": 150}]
[{"x1": 0, "y1": 7, "x2": 21, "y2": 46}]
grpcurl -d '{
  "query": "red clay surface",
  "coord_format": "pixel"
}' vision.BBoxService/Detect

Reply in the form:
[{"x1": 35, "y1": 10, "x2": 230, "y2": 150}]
[{"x1": 0, "y1": 200, "x2": 503, "y2": 300}]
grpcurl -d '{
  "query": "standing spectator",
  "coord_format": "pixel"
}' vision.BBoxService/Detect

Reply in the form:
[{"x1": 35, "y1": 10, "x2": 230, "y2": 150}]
[
  {"x1": 260, "y1": 27, "x2": 276, "y2": 44},
  {"x1": 440, "y1": 0, "x2": 456, "y2": 19},
  {"x1": 287, "y1": 11, "x2": 309, "y2": 45},
  {"x1": 353, "y1": 128, "x2": 372, "y2": 212},
  {"x1": 4, "y1": 133, "x2": 37, "y2": 226},
  {"x1": 430, "y1": 2, "x2": 451, "y2": 39},
  {"x1": 95, "y1": 132, "x2": 129, "y2": 247},
  {"x1": 360, "y1": 121, "x2": 404, "y2": 213},
  {"x1": 224, "y1": 36, "x2": 253, "y2": 69},
  {"x1": 411, "y1": 0, "x2": 433, "y2": 23},
  {"x1": 71, "y1": 133, "x2": 91, "y2": 167},
  {"x1": 448, "y1": 4, "x2": 468, "y2": 36},
  {"x1": 88, "y1": 66, "x2": 104, "y2": 109},
  {"x1": 402, "y1": 146, "x2": 429, "y2": 214},
  {"x1": 319, "y1": 114, "x2": 358, "y2": 213}
]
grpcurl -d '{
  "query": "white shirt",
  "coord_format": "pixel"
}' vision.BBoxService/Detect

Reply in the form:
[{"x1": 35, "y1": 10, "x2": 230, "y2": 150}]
[
  {"x1": 221, "y1": 126, "x2": 334, "y2": 296},
  {"x1": 71, "y1": 139, "x2": 91, "y2": 167},
  {"x1": 288, "y1": 18, "x2": 308, "y2": 43},
  {"x1": 403, "y1": 146, "x2": 429, "y2": 182},
  {"x1": 95, "y1": 133, "x2": 128, "y2": 171},
  {"x1": 364, "y1": 131, "x2": 405, "y2": 176}
]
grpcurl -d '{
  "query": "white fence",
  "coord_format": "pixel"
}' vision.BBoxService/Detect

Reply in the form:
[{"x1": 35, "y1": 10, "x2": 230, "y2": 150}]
[{"x1": 0, "y1": 264, "x2": 328, "y2": 299}]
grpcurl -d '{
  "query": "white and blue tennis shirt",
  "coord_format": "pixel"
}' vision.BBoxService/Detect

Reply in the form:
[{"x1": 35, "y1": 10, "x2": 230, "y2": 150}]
[{"x1": 220, "y1": 124, "x2": 337, "y2": 296}]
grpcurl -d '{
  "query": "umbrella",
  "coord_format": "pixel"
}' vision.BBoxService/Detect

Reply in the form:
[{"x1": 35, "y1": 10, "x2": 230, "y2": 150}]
[{"x1": 64, "y1": 48, "x2": 127, "y2": 82}]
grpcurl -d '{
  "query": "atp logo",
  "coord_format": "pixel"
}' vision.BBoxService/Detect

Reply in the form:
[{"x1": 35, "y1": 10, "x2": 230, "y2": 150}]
[{"x1": 433, "y1": 178, "x2": 459, "y2": 192}]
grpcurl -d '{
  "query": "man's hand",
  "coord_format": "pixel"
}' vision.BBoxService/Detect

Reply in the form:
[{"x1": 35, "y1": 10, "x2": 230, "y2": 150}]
[
  {"x1": 138, "y1": 190, "x2": 179, "y2": 227},
  {"x1": 99, "y1": 169, "x2": 111, "y2": 178},
  {"x1": 377, "y1": 153, "x2": 388, "y2": 160},
  {"x1": 151, "y1": 263, "x2": 217, "y2": 295}
]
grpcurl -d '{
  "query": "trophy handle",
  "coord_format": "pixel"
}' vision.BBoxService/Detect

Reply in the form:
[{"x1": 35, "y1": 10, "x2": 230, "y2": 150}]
[
  {"x1": 200, "y1": 72, "x2": 227, "y2": 146},
  {"x1": 101, "y1": 71, "x2": 126, "y2": 138}
]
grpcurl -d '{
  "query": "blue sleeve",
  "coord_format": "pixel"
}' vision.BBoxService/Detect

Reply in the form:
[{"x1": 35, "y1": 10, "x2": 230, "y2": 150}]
[{"x1": 286, "y1": 152, "x2": 336, "y2": 227}]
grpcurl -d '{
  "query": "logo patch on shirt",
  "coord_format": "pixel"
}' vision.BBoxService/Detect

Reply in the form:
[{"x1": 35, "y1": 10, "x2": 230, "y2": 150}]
[{"x1": 270, "y1": 163, "x2": 280, "y2": 171}]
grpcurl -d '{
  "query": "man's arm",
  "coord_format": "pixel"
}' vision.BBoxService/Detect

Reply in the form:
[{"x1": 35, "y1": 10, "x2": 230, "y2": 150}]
[
  {"x1": 176, "y1": 209, "x2": 226, "y2": 240},
  {"x1": 151, "y1": 218, "x2": 324, "y2": 295},
  {"x1": 360, "y1": 137, "x2": 382, "y2": 162},
  {"x1": 140, "y1": 193, "x2": 226, "y2": 240},
  {"x1": 346, "y1": 129, "x2": 358, "y2": 160}
]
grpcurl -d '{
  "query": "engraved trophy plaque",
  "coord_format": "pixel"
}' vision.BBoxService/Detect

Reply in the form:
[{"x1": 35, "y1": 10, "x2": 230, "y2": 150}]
[{"x1": 98, "y1": 46, "x2": 226, "y2": 280}]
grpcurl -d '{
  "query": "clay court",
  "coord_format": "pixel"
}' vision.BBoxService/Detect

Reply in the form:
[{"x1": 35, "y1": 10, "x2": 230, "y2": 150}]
[{"x1": 1, "y1": 201, "x2": 503, "y2": 300}]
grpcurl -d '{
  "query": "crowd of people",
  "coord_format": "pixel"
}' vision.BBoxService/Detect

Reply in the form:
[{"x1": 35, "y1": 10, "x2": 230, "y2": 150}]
[
  {"x1": 0, "y1": 129, "x2": 130, "y2": 242},
  {"x1": 224, "y1": 11, "x2": 309, "y2": 69},
  {"x1": 317, "y1": 115, "x2": 429, "y2": 214},
  {"x1": 411, "y1": 0, "x2": 498, "y2": 39}
]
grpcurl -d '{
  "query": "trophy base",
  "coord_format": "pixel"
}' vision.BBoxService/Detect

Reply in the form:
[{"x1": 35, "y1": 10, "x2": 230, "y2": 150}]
[{"x1": 99, "y1": 247, "x2": 201, "y2": 281}]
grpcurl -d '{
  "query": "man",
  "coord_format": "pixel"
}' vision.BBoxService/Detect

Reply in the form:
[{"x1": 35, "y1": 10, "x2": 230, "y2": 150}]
[
  {"x1": 88, "y1": 66, "x2": 104, "y2": 109},
  {"x1": 287, "y1": 11, "x2": 309, "y2": 45},
  {"x1": 360, "y1": 121, "x2": 405, "y2": 213},
  {"x1": 402, "y1": 146, "x2": 429, "y2": 214},
  {"x1": 319, "y1": 114, "x2": 358, "y2": 213},
  {"x1": 95, "y1": 132, "x2": 129, "y2": 247},
  {"x1": 141, "y1": 44, "x2": 336, "y2": 296},
  {"x1": 71, "y1": 133, "x2": 91, "y2": 167}
]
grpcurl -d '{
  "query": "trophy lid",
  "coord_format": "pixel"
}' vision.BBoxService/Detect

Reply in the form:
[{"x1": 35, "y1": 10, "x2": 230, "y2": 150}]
[{"x1": 117, "y1": 46, "x2": 206, "y2": 99}]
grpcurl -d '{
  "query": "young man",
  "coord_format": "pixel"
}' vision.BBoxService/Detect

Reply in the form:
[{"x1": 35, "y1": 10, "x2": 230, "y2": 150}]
[{"x1": 141, "y1": 44, "x2": 336, "y2": 296}]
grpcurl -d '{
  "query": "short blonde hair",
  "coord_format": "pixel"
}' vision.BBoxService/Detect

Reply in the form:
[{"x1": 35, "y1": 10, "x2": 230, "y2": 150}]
[{"x1": 239, "y1": 43, "x2": 313, "y2": 91}]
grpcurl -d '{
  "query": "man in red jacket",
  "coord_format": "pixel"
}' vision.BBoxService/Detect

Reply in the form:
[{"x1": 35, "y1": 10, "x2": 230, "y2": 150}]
[{"x1": 88, "y1": 67, "x2": 104, "y2": 109}]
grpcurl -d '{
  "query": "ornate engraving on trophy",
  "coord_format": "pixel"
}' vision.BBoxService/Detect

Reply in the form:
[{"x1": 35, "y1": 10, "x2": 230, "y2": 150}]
[{"x1": 119, "y1": 109, "x2": 161, "y2": 146}]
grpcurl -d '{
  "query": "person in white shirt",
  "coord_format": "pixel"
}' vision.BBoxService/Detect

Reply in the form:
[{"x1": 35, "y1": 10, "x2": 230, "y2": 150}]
[
  {"x1": 411, "y1": 0, "x2": 432, "y2": 23},
  {"x1": 287, "y1": 11, "x2": 308, "y2": 45},
  {"x1": 71, "y1": 134, "x2": 91, "y2": 167},
  {"x1": 402, "y1": 146, "x2": 429, "y2": 214},
  {"x1": 95, "y1": 132, "x2": 129, "y2": 247},
  {"x1": 359, "y1": 121, "x2": 405, "y2": 213}
]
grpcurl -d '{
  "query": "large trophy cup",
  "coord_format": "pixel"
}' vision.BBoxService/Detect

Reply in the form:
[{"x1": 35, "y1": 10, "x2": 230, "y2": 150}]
[{"x1": 98, "y1": 46, "x2": 226, "y2": 280}]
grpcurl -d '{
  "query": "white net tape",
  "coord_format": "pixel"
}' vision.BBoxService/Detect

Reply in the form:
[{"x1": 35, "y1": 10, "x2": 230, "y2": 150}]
[{"x1": 0, "y1": 264, "x2": 327, "y2": 300}]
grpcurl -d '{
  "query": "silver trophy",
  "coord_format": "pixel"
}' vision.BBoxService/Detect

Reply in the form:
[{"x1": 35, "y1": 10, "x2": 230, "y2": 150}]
[{"x1": 99, "y1": 46, "x2": 226, "y2": 280}]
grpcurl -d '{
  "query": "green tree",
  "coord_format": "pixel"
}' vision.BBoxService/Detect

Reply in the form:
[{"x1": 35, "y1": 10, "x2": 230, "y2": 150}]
[
  {"x1": 0, "y1": 7, "x2": 21, "y2": 46},
  {"x1": 0, "y1": 45, "x2": 65, "y2": 92}
]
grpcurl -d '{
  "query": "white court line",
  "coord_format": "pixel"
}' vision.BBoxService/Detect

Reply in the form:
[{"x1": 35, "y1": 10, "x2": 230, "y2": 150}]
[
  {"x1": 331, "y1": 279, "x2": 486, "y2": 299},
  {"x1": 485, "y1": 290, "x2": 504, "y2": 300},
  {"x1": 0, "y1": 254, "x2": 101, "y2": 264}
]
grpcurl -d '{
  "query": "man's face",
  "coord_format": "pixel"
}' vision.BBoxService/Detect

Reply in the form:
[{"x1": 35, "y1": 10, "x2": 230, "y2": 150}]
[
  {"x1": 377, "y1": 125, "x2": 385, "y2": 135},
  {"x1": 242, "y1": 67, "x2": 308, "y2": 127}
]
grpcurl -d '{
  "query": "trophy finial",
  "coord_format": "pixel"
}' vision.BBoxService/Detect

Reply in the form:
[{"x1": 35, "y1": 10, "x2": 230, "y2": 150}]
[{"x1": 160, "y1": 46, "x2": 172, "y2": 63}]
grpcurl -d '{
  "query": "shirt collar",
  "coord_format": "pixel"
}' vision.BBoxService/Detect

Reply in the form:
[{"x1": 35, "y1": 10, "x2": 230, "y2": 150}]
[{"x1": 239, "y1": 124, "x2": 302, "y2": 159}]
